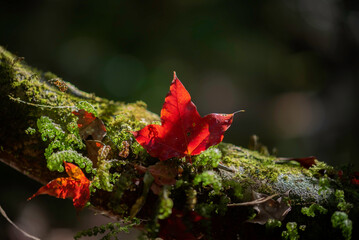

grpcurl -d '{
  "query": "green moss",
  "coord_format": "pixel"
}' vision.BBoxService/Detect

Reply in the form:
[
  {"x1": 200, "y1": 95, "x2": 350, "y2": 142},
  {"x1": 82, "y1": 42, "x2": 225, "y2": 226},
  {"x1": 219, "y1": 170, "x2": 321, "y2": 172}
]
[
  {"x1": 158, "y1": 186, "x2": 173, "y2": 220},
  {"x1": 309, "y1": 161, "x2": 335, "y2": 177},
  {"x1": 331, "y1": 211, "x2": 352, "y2": 240},
  {"x1": 219, "y1": 143, "x2": 303, "y2": 186},
  {"x1": 195, "y1": 203, "x2": 217, "y2": 218},
  {"x1": 301, "y1": 203, "x2": 328, "y2": 217},
  {"x1": 74, "y1": 217, "x2": 141, "y2": 240},
  {"x1": 281, "y1": 222, "x2": 299, "y2": 240},
  {"x1": 266, "y1": 219, "x2": 282, "y2": 229},
  {"x1": 192, "y1": 146, "x2": 222, "y2": 169},
  {"x1": 299, "y1": 225, "x2": 306, "y2": 231},
  {"x1": 25, "y1": 126, "x2": 36, "y2": 135},
  {"x1": 335, "y1": 190, "x2": 353, "y2": 213},
  {"x1": 318, "y1": 176, "x2": 331, "y2": 197},
  {"x1": 223, "y1": 180, "x2": 244, "y2": 200},
  {"x1": 105, "y1": 113, "x2": 149, "y2": 159},
  {"x1": 76, "y1": 101, "x2": 98, "y2": 116},
  {"x1": 37, "y1": 116, "x2": 85, "y2": 172},
  {"x1": 193, "y1": 171, "x2": 222, "y2": 194},
  {"x1": 92, "y1": 160, "x2": 125, "y2": 192},
  {"x1": 48, "y1": 150, "x2": 93, "y2": 173}
]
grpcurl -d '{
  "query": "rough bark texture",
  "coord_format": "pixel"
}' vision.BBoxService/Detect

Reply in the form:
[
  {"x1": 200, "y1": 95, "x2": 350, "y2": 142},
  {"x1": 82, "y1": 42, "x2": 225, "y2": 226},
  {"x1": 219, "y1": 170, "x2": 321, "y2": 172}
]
[{"x1": 0, "y1": 46, "x2": 358, "y2": 239}]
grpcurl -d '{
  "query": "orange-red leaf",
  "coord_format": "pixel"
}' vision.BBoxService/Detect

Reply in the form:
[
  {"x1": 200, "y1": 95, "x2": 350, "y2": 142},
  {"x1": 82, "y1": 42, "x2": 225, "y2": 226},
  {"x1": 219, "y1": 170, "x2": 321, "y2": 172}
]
[
  {"x1": 28, "y1": 162, "x2": 90, "y2": 210},
  {"x1": 133, "y1": 72, "x2": 235, "y2": 161},
  {"x1": 72, "y1": 109, "x2": 107, "y2": 141}
]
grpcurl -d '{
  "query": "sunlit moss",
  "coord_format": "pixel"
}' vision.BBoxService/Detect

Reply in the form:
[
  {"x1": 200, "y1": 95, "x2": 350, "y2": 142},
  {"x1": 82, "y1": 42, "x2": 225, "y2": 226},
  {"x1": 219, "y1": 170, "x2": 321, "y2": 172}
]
[
  {"x1": 48, "y1": 150, "x2": 93, "y2": 173},
  {"x1": 37, "y1": 116, "x2": 85, "y2": 172},
  {"x1": 92, "y1": 160, "x2": 125, "y2": 192},
  {"x1": 192, "y1": 146, "x2": 222, "y2": 169},
  {"x1": 193, "y1": 171, "x2": 222, "y2": 194}
]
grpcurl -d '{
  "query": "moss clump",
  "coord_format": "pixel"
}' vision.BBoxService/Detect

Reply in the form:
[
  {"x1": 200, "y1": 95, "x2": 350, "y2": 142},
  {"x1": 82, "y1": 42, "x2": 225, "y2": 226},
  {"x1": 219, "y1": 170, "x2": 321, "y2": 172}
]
[
  {"x1": 192, "y1": 146, "x2": 222, "y2": 169},
  {"x1": 75, "y1": 101, "x2": 98, "y2": 117},
  {"x1": 331, "y1": 211, "x2": 352, "y2": 240},
  {"x1": 219, "y1": 143, "x2": 303, "y2": 185},
  {"x1": 222, "y1": 180, "x2": 244, "y2": 201},
  {"x1": 301, "y1": 203, "x2": 328, "y2": 217},
  {"x1": 281, "y1": 222, "x2": 299, "y2": 240},
  {"x1": 37, "y1": 116, "x2": 85, "y2": 172},
  {"x1": 25, "y1": 126, "x2": 36, "y2": 135},
  {"x1": 193, "y1": 171, "x2": 222, "y2": 194},
  {"x1": 91, "y1": 160, "x2": 124, "y2": 192},
  {"x1": 74, "y1": 217, "x2": 141, "y2": 240},
  {"x1": 266, "y1": 219, "x2": 282, "y2": 229},
  {"x1": 158, "y1": 186, "x2": 174, "y2": 220},
  {"x1": 105, "y1": 113, "x2": 149, "y2": 160},
  {"x1": 48, "y1": 150, "x2": 93, "y2": 173},
  {"x1": 335, "y1": 190, "x2": 353, "y2": 213}
]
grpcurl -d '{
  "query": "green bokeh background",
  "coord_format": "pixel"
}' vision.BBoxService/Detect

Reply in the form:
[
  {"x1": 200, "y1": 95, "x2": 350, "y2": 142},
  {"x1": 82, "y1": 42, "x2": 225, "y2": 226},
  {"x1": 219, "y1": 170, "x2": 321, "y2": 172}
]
[{"x1": 1, "y1": 0, "x2": 358, "y2": 239}]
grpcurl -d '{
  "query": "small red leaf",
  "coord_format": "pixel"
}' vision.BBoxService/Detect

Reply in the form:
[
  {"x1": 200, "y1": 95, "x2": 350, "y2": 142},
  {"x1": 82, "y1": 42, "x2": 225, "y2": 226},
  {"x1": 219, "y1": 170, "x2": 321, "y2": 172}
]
[
  {"x1": 133, "y1": 72, "x2": 235, "y2": 161},
  {"x1": 351, "y1": 172, "x2": 359, "y2": 186},
  {"x1": 28, "y1": 162, "x2": 90, "y2": 210},
  {"x1": 73, "y1": 109, "x2": 107, "y2": 141},
  {"x1": 278, "y1": 156, "x2": 317, "y2": 169}
]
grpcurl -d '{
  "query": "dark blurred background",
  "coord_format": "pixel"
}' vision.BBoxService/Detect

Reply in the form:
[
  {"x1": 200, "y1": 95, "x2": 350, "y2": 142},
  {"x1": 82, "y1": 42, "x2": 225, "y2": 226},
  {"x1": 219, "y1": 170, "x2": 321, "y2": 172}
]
[{"x1": 1, "y1": 0, "x2": 358, "y2": 239}]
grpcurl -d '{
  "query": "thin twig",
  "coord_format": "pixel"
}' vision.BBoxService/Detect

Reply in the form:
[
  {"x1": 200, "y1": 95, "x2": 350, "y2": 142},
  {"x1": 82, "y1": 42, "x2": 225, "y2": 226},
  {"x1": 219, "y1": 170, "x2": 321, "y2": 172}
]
[
  {"x1": 0, "y1": 205, "x2": 41, "y2": 240},
  {"x1": 8, "y1": 95, "x2": 75, "y2": 109},
  {"x1": 218, "y1": 163, "x2": 237, "y2": 173},
  {"x1": 227, "y1": 193, "x2": 278, "y2": 207}
]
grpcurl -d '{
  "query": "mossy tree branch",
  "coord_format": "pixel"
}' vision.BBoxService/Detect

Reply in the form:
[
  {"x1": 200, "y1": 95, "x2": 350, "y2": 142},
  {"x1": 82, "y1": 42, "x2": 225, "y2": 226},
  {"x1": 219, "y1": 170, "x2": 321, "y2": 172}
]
[{"x1": 0, "y1": 46, "x2": 357, "y2": 239}]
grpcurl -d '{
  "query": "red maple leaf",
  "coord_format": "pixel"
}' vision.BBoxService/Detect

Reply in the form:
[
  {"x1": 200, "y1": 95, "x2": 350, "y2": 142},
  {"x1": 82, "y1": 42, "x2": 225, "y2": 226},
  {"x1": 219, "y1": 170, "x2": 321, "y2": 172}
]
[
  {"x1": 133, "y1": 72, "x2": 236, "y2": 161},
  {"x1": 28, "y1": 162, "x2": 90, "y2": 210}
]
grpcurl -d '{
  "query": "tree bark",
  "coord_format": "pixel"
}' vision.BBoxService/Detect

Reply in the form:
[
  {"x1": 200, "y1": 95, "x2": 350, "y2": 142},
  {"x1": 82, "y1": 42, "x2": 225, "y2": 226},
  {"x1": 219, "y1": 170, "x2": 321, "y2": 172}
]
[{"x1": 0, "y1": 46, "x2": 357, "y2": 239}]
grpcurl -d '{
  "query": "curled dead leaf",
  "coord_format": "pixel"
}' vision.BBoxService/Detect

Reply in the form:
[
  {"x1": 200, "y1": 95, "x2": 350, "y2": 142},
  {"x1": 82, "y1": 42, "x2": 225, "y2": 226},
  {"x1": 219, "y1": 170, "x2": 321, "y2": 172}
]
[
  {"x1": 73, "y1": 109, "x2": 107, "y2": 141},
  {"x1": 247, "y1": 191, "x2": 291, "y2": 225}
]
